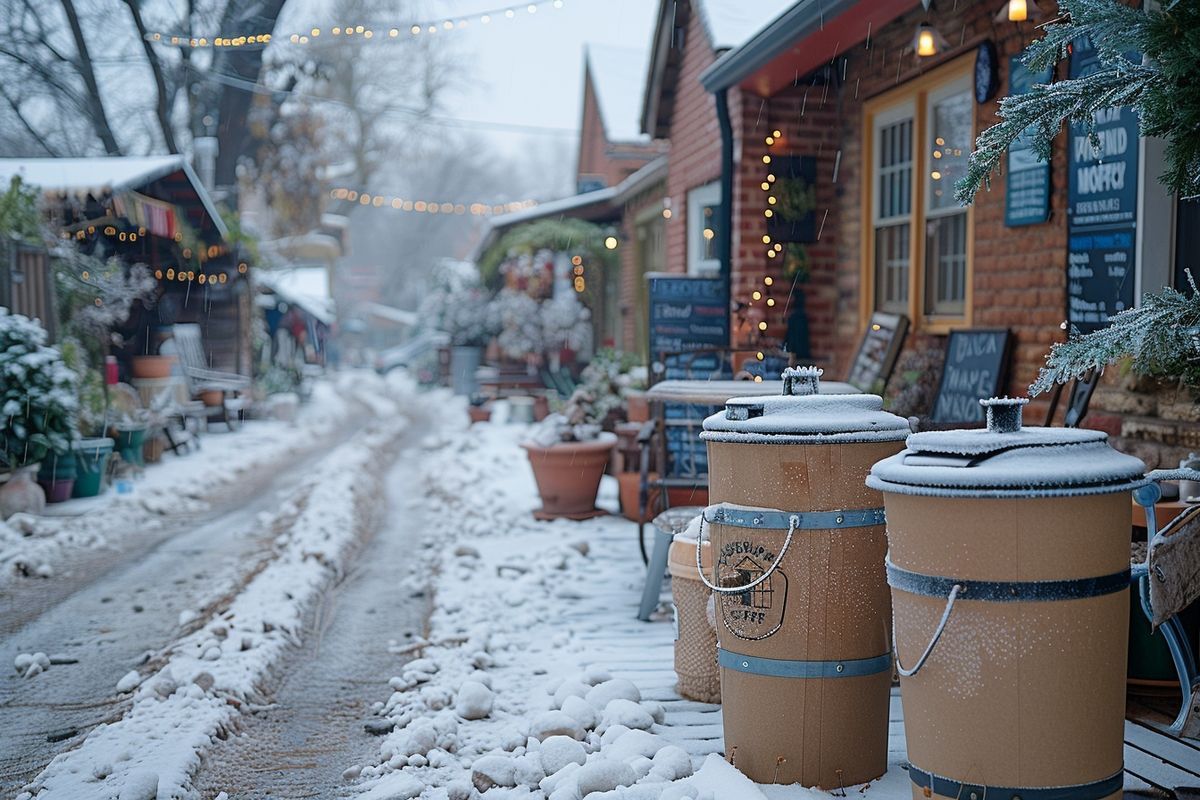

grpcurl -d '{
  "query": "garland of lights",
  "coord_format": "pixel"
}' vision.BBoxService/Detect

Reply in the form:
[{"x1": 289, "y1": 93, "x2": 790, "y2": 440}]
[
  {"x1": 148, "y1": 0, "x2": 566, "y2": 49},
  {"x1": 328, "y1": 188, "x2": 537, "y2": 216}
]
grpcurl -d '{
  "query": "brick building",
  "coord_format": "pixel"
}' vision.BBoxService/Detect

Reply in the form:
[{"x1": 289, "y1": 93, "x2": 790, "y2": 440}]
[{"x1": 691, "y1": 0, "x2": 1195, "y2": 466}]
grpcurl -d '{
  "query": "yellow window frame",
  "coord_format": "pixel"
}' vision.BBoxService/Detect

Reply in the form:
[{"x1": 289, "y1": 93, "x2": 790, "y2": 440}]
[{"x1": 860, "y1": 55, "x2": 975, "y2": 334}]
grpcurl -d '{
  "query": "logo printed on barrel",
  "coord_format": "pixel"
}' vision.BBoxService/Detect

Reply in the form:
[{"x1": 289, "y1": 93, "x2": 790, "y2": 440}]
[{"x1": 716, "y1": 539, "x2": 788, "y2": 640}]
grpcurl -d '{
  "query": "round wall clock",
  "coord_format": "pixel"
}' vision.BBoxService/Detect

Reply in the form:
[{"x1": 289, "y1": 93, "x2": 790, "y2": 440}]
[{"x1": 975, "y1": 40, "x2": 1000, "y2": 103}]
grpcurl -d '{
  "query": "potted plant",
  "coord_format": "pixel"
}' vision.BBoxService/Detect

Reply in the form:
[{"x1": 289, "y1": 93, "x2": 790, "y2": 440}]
[
  {"x1": 419, "y1": 261, "x2": 495, "y2": 395},
  {"x1": 59, "y1": 339, "x2": 115, "y2": 498},
  {"x1": 0, "y1": 310, "x2": 79, "y2": 517},
  {"x1": 489, "y1": 288, "x2": 544, "y2": 370},
  {"x1": 521, "y1": 365, "x2": 619, "y2": 521}
]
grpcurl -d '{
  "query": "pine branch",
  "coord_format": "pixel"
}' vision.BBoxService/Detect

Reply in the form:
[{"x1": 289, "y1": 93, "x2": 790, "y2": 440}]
[{"x1": 1030, "y1": 272, "x2": 1200, "y2": 396}]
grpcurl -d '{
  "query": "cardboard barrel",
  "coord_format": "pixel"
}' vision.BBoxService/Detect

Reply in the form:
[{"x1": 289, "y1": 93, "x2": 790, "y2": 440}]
[
  {"x1": 668, "y1": 537, "x2": 720, "y2": 703},
  {"x1": 700, "y1": 367, "x2": 910, "y2": 787},
  {"x1": 868, "y1": 398, "x2": 1147, "y2": 800}
]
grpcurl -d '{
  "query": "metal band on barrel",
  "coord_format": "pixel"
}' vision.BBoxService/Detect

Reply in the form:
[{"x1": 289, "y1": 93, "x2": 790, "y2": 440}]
[
  {"x1": 886, "y1": 559, "x2": 1130, "y2": 603},
  {"x1": 703, "y1": 503, "x2": 885, "y2": 530},
  {"x1": 907, "y1": 765, "x2": 1124, "y2": 800},
  {"x1": 718, "y1": 648, "x2": 893, "y2": 679}
]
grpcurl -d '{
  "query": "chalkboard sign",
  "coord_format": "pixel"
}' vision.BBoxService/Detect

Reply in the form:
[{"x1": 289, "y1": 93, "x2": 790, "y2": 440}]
[
  {"x1": 930, "y1": 329, "x2": 1013, "y2": 425},
  {"x1": 1066, "y1": 35, "x2": 1139, "y2": 333},
  {"x1": 1005, "y1": 56, "x2": 1053, "y2": 227},
  {"x1": 646, "y1": 273, "x2": 731, "y2": 480},
  {"x1": 846, "y1": 312, "x2": 909, "y2": 394}
]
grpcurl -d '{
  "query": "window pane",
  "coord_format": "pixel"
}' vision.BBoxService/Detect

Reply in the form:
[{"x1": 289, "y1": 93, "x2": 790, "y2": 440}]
[
  {"x1": 877, "y1": 118, "x2": 912, "y2": 221},
  {"x1": 874, "y1": 222, "x2": 910, "y2": 313},
  {"x1": 928, "y1": 90, "x2": 971, "y2": 211},
  {"x1": 701, "y1": 204, "x2": 719, "y2": 261},
  {"x1": 925, "y1": 212, "x2": 967, "y2": 315}
]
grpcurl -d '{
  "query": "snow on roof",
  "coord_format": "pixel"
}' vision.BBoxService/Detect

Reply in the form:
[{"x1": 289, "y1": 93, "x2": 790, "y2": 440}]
[
  {"x1": 586, "y1": 45, "x2": 652, "y2": 143},
  {"x1": 0, "y1": 155, "x2": 227, "y2": 239},
  {"x1": 695, "y1": 0, "x2": 798, "y2": 50},
  {"x1": 256, "y1": 267, "x2": 336, "y2": 325}
]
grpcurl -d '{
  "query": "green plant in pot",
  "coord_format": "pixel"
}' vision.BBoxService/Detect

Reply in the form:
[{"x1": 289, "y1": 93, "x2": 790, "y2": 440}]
[
  {"x1": 59, "y1": 339, "x2": 115, "y2": 498},
  {"x1": 521, "y1": 374, "x2": 617, "y2": 521},
  {"x1": 0, "y1": 310, "x2": 79, "y2": 516}
]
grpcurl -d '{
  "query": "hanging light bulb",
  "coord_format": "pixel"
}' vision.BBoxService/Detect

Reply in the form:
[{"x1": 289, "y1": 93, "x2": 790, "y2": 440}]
[
  {"x1": 913, "y1": 23, "x2": 947, "y2": 57},
  {"x1": 995, "y1": 0, "x2": 1045, "y2": 22}
]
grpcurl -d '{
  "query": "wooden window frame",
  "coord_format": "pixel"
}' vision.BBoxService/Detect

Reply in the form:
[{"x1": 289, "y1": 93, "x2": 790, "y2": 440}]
[{"x1": 861, "y1": 56, "x2": 975, "y2": 334}]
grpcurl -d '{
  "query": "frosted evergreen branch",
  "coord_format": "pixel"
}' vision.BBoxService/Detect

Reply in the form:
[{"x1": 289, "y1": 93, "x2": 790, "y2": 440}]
[
  {"x1": 956, "y1": 66, "x2": 1157, "y2": 205},
  {"x1": 1030, "y1": 272, "x2": 1200, "y2": 396}
]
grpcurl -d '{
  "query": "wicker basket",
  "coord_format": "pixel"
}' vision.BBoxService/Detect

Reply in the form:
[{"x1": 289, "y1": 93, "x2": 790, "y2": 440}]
[{"x1": 669, "y1": 538, "x2": 720, "y2": 704}]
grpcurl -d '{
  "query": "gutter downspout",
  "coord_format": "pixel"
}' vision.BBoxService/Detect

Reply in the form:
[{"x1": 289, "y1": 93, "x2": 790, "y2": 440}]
[{"x1": 715, "y1": 87, "x2": 734, "y2": 342}]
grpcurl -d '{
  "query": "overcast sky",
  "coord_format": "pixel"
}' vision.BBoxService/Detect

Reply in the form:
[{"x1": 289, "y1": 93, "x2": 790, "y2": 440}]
[{"x1": 406, "y1": 0, "x2": 656, "y2": 173}]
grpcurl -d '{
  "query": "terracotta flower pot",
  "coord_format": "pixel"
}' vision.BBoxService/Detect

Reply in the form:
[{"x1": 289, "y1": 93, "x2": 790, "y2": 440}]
[
  {"x1": 132, "y1": 355, "x2": 177, "y2": 379},
  {"x1": 521, "y1": 432, "x2": 615, "y2": 521},
  {"x1": 200, "y1": 389, "x2": 224, "y2": 407},
  {"x1": 468, "y1": 405, "x2": 492, "y2": 424},
  {"x1": 625, "y1": 393, "x2": 650, "y2": 423},
  {"x1": 0, "y1": 465, "x2": 45, "y2": 519},
  {"x1": 616, "y1": 470, "x2": 660, "y2": 523}
]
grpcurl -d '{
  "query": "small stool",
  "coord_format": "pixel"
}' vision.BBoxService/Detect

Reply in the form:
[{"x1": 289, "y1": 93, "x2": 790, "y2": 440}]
[{"x1": 637, "y1": 506, "x2": 703, "y2": 621}]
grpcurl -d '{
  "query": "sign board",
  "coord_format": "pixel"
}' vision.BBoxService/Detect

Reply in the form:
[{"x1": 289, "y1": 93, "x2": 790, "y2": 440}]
[
  {"x1": 846, "y1": 312, "x2": 909, "y2": 394},
  {"x1": 1005, "y1": 56, "x2": 1053, "y2": 227},
  {"x1": 646, "y1": 273, "x2": 731, "y2": 480},
  {"x1": 930, "y1": 329, "x2": 1013, "y2": 425},
  {"x1": 1066, "y1": 36, "x2": 1139, "y2": 333}
]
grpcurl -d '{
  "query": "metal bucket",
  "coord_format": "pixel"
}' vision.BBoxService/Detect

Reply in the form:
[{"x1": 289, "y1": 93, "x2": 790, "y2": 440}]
[
  {"x1": 699, "y1": 367, "x2": 910, "y2": 787},
  {"x1": 869, "y1": 397, "x2": 1147, "y2": 800}
]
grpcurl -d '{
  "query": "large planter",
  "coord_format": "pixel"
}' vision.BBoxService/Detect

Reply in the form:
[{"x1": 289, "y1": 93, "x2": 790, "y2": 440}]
[
  {"x1": 113, "y1": 426, "x2": 147, "y2": 468},
  {"x1": 37, "y1": 451, "x2": 77, "y2": 503},
  {"x1": 72, "y1": 438, "x2": 114, "y2": 498},
  {"x1": 131, "y1": 355, "x2": 177, "y2": 379},
  {"x1": 0, "y1": 465, "x2": 45, "y2": 519},
  {"x1": 521, "y1": 432, "x2": 615, "y2": 521},
  {"x1": 450, "y1": 346, "x2": 483, "y2": 396}
]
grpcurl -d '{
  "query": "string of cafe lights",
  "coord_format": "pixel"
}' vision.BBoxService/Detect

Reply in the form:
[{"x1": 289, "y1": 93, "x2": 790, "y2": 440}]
[
  {"x1": 328, "y1": 187, "x2": 537, "y2": 216},
  {"x1": 147, "y1": 0, "x2": 566, "y2": 49}
]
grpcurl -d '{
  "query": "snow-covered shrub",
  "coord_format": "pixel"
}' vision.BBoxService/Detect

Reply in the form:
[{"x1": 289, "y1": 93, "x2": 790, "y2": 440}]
[
  {"x1": 420, "y1": 261, "x2": 494, "y2": 347},
  {"x1": 0, "y1": 310, "x2": 78, "y2": 469},
  {"x1": 541, "y1": 293, "x2": 592, "y2": 355},
  {"x1": 488, "y1": 288, "x2": 543, "y2": 360}
]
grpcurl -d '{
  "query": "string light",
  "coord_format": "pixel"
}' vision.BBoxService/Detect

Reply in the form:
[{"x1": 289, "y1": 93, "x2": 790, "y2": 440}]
[
  {"x1": 329, "y1": 187, "x2": 537, "y2": 216},
  {"x1": 150, "y1": 0, "x2": 567, "y2": 49}
]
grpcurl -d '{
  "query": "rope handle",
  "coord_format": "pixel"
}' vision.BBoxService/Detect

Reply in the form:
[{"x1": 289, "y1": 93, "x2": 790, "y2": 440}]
[
  {"x1": 894, "y1": 583, "x2": 962, "y2": 677},
  {"x1": 694, "y1": 512, "x2": 797, "y2": 595}
]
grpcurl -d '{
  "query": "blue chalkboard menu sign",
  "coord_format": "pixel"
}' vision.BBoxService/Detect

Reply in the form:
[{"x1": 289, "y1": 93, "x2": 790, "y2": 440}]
[
  {"x1": 1066, "y1": 36, "x2": 1139, "y2": 333},
  {"x1": 647, "y1": 273, "x2": 731, "y2": 479},
  {"x1": 1005, "y1": 56, "x2": 1053, "y2": 227},
  {"x1": 930, "y1": 329, "x2": 1013, "y2": 425}
]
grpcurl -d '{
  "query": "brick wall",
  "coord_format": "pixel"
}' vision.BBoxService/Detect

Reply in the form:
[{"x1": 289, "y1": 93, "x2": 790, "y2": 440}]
[
  {"x1": 577, "y1": 68, "x2": 665, "y2": 190},
  {"x1": 662, "y1": 0, "x2": 723, "y2": 277},
  {"x1": 729, "y1": 2, "x2": 1069, "y2": 401}
]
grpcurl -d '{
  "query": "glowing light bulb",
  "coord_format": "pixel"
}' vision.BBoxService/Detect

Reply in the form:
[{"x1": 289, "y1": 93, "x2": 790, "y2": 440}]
[
  {"x1": 758, "y1": 321, "x2": 768, "y2": 331},
  {"x1": 752, "y1": 291, "x2": 762, "y2": 301},
  {"x1": 762, "y1": 155, "x2": 771, "y2": 164},
  {"x1": 764, "y1": 276, "x2": 774, "y2": 286},
  {"x1": 1007, "y1": 0, "x2": 1028, "y2": 21},
  {"x1": 604, "y1": 236, "x2": 618, "y2": 250}
]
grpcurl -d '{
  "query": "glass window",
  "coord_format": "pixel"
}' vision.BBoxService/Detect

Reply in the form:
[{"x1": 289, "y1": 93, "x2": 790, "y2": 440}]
[
  {"x1": 687, "y1": 182, "x2": 721, "y2": 275},
  {"x1": 924, "y1": 85, "x2": 971, "y2": 316},
  {"x1": 874, "y1": 114, "x2": 913, "y2": 314}
]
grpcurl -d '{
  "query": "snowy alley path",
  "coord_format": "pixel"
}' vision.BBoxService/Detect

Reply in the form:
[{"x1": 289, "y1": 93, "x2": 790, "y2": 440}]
[
  {"x1": 190, "y1": 407, "x2": 435, "y2": 798},
  {"x1": 0, "y1": 416, "x2": 364, "y2": 796}
]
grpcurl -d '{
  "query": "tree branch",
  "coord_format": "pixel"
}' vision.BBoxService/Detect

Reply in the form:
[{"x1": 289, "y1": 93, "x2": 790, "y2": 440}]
[
  {"x1": 121, "y1": 0, "x2": 179, "y2": 153},
  {"x1": 0, "y1": 84, "x2": 59, "y2": 156},
  {"x1": 58, "y1": 0, "x2": 121, "y2": 154}
]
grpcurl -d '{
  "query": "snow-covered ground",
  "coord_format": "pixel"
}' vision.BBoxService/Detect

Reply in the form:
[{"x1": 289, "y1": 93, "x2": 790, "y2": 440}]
[
  {"x1": 12, "y1": 372, "x2": 434, "y2": 800},
  {"x1": 341, "y1": 411, "x2": 888, "y2": 800},
  {"x1": 0, "y1": 374, "x2": 381, "y2": 588}
]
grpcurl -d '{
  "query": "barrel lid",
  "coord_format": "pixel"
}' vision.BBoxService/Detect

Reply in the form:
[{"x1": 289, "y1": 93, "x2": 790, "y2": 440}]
[
  {"x1": 867, "y1": 397, "x2": 1148, "y2": 497},
  {"x1": 701, "y1": 366, "x2": 911, "y2": 444}
]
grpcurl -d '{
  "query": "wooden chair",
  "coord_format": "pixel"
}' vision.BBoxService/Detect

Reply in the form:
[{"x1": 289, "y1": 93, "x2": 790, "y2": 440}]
[
  {"x1": 1133, "y1": 471, "x2": 1200, "y2": 739},
  {"x1": 1042, "y1": 368, "x2": 1102, "y2": 428},
  {"x1": 164, "y1": 324, "x2": 250, "y2": 431}
]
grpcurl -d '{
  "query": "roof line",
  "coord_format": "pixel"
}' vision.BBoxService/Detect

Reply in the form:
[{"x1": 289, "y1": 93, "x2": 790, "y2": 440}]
[{"x1": 700, "y1": 0, "x2": 857, "y2": 92}]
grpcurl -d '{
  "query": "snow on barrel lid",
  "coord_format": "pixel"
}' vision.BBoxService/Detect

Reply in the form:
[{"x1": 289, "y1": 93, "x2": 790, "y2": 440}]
[
  {"x1": 867, "y1": 397, "x2": 1148, "y2": 498},
  {"x1": 700, "y1": 366, "x2": 911, "y2": 444}
]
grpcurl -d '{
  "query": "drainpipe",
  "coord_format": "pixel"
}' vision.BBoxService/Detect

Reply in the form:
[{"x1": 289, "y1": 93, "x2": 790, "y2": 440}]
[{"x1": 714, "y1": 87, "x2": 734, "y2": 340}]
